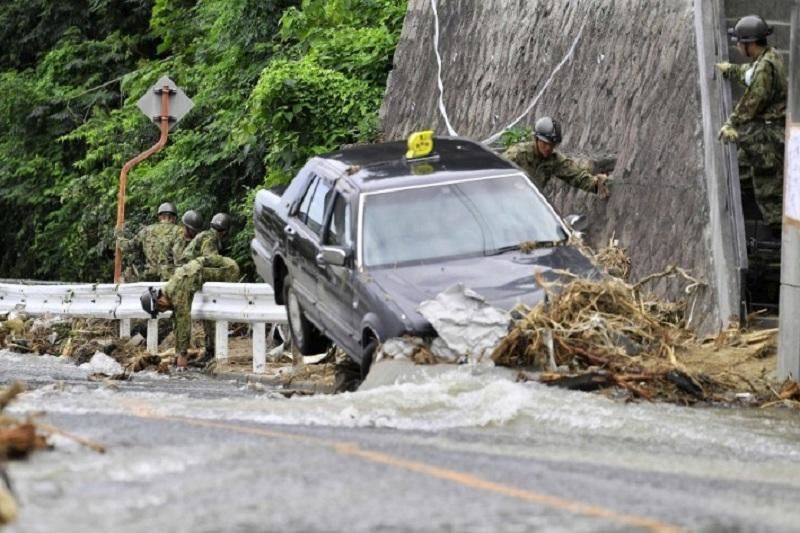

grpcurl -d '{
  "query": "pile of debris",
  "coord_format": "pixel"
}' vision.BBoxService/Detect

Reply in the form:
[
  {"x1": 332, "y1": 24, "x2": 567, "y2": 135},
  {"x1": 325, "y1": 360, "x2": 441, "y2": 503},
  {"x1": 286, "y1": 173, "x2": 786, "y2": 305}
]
[
  {"x1": 0, "y1": 382, "x2": 46, "y2": 524},
  {"x1": 0, "y1": 381, "x2": 107, "y2": 525},
  {"x1": 490, "y1": 269, "x2": 719, "y2": 403},
  {"x1": 0, "y1": 313, "x2": 217, "y2": 376},
  {"x1": 485, "y1": 238, "x2": 792, "y2": 403}
]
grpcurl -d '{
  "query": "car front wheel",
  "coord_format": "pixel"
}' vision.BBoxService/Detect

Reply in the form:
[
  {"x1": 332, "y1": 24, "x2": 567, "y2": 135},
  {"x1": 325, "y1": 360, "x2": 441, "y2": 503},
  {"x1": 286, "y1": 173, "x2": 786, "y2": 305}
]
[
  {"x1": 360, "y1": 338, "x2": 378, "y2": 380},
  {"x1": 283, "y1": 274, "x2": 329, "y2": 355}
]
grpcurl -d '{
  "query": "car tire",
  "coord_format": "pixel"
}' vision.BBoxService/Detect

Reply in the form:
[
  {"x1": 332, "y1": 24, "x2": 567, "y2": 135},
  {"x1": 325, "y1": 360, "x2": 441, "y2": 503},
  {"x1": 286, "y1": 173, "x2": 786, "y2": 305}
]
[
  {"x1": 333, "y1": 352, "x2": 361, "y2": 393},
  {"x1": 359, "y1": 338, "x2": 378, "y2": 381},
  {"x1": 283, "y1": 274, "x2": 330, "y2": 356}
]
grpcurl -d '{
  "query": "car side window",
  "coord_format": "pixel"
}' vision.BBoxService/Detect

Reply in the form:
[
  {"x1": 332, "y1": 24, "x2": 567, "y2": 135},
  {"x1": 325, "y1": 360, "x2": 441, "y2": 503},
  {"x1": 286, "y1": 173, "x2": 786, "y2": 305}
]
[
  {"x1": 297, "y1": 175, "x2": 319, "y2": 224},
  {"x1": 326, "y1": 194, "x2": 351, "y2": 247},
  {"x1": 305, "y1": 177, "x2": 331, "y2": 235}
]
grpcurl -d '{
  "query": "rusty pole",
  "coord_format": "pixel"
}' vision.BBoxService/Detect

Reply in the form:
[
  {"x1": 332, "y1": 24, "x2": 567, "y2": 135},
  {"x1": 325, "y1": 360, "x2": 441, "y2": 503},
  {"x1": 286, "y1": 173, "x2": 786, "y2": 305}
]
[{"x1": 114, "y1": 85, "x2": 172, "y2": 283}]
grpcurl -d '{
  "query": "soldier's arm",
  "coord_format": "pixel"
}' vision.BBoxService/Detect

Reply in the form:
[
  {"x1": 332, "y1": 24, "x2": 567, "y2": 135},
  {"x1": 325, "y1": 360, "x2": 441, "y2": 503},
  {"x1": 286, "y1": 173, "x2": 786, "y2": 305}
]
[
  {"x1": 171, "y1": 231, "x2": 187, "y2": 266},
  {"x1": 116, "y1": 226, "x2": 144, "y2": 254},
  {"x1": 199, "y1": 234, "x2": 219, "y2": 257},
  {"x1": 728, "y1": 61, "x2": 777, "y2": 127},
  {"x1": 179, "y1": 239, "x2": 197, "y2": 265},
  {"x1": 553, "y1": 152, "x2": 598, "y2": 193},
  {"x1": 728, "y1": 63, "x2": 749, "y2": 87}
]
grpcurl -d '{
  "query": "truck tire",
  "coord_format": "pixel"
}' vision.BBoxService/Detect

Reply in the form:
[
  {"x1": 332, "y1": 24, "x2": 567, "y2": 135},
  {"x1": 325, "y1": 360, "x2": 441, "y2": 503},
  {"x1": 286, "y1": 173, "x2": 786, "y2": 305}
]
[{"x1": 283, "y1": 274, "x2": 330, "y2": 355}]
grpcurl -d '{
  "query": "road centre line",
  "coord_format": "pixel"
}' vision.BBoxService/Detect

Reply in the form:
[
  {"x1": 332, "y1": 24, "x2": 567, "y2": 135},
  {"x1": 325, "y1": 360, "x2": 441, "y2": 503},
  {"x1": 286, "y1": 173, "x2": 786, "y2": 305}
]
[{"x1": 122, "y1": 402, "x2": 686, "y2": 533}]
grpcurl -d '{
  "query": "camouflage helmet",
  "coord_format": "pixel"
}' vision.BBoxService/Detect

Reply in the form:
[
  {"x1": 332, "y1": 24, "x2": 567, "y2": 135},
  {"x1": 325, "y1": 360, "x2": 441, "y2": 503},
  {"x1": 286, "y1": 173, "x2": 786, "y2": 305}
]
[
  {"x1": 729, "y1": 15, "x2": 772, "y2": 43},
  {"x1": 157, "y1": 202, "x2": 177, "y2": 216},
  {"x1": 181, "y1": 210, "x2": 204, "y2": 233},
  {"x1": 210, "y1": 213, "x2": 232, "y2": 232},
  {"x1": 534, "y1": 116, "x2": 562, "y2": 145},
  {"x1": 140, "y1": 287, "x2": 160, "y2": 319}
]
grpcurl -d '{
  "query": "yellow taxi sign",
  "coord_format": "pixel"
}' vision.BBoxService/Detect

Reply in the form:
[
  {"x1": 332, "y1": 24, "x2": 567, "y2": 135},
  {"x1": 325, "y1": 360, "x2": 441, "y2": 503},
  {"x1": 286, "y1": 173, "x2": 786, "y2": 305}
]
[{"x1": 406, "y1": 130, "x2": 434, "y2": 159}]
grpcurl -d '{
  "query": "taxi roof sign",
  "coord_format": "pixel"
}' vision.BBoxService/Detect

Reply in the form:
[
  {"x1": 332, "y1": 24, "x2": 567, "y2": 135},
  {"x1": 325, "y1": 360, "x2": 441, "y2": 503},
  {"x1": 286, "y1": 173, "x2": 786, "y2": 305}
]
[{"x1": 406, "y1": 130, "x2": 434, "y2": 159}]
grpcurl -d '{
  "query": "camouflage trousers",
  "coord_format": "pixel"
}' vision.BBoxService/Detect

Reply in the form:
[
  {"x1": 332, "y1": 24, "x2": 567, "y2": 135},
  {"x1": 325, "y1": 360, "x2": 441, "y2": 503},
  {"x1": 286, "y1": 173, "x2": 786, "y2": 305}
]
[
  {"x1": 122, "y1": 265, "x2": 173, "y2": 283},
  {"x1": 737, "y1": 121, "x2": 785, "y2": 226}
]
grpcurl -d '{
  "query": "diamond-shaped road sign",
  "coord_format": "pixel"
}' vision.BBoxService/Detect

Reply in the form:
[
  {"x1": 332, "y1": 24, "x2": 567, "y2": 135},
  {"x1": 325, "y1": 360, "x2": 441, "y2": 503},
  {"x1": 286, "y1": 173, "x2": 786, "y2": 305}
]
[{"x1": 136, "y1": 75, "x2": 193, "y2": 131}]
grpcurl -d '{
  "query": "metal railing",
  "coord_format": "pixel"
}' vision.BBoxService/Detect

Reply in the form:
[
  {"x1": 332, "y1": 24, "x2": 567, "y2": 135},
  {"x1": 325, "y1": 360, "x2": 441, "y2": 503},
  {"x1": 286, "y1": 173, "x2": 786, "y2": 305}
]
[{"x1": 0, "y1": 282, "x2": 287, "y2": 373}]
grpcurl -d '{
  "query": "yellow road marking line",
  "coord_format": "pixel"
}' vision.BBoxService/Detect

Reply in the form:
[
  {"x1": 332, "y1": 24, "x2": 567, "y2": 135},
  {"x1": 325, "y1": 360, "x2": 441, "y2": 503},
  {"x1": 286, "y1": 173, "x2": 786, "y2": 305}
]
[{"x1": 127, "y1": 410, "x2": 687, "y2": 533}]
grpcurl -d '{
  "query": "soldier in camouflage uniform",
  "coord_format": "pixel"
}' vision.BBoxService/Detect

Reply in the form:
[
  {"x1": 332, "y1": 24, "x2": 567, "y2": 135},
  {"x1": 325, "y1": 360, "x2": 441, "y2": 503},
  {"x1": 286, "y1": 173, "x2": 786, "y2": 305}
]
[
  {"x1": 179, "y1": 212, "x2": 232, "y2": 264},
  {"x1": 141, "y1": 254, "x2": 240, "y2": 369},
  {"x1": 717, "y1": 15, "x2": 787, "y2": 230},
  {"x1": 116, "y1": 202, "x2": 184, "y2": 282},
  {"x1": 503, "y1": 117, "x2": 613, "y2": 197},
  {"x1": 173, "y1": 209, "x2": 203, "y2": 263}
]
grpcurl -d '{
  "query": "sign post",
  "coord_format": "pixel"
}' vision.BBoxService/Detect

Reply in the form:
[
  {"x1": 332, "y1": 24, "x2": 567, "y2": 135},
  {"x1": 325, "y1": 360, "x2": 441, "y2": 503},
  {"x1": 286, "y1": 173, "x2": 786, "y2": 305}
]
[
  {"x1": 778, "y1": 1, "x2": 800, "y2": 380},
  {"x1": 114, "y1": 76, "x2": 193, "y2": 282}
]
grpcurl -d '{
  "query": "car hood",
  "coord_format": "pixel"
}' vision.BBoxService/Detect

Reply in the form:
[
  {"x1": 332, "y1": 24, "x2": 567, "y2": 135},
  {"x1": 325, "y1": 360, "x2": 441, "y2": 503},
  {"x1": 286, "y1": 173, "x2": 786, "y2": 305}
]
[{"x1": 365, "y1": 245, "x2": 599, "y2": 321}]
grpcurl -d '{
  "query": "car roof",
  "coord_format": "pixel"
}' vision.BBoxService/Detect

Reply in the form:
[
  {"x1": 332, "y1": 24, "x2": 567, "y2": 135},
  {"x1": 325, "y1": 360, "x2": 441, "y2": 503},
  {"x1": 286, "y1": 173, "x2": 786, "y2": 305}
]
[{"x1": 320, "y1": 137, "x2": 522, "y2": 193}]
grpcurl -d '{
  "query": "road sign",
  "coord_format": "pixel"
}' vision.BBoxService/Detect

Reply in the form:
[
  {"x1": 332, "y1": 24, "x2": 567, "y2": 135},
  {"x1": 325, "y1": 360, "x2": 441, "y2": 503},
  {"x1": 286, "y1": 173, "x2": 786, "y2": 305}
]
[{"x1": 136, "y1": 75, "x2": 193, "y2": 130}]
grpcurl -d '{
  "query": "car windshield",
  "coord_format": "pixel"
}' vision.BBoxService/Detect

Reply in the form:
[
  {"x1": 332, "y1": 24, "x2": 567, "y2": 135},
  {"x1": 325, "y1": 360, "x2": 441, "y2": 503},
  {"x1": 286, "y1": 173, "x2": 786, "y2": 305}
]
[{"x1": 361, "y1": 174, "x2": 568, "y2": 267}]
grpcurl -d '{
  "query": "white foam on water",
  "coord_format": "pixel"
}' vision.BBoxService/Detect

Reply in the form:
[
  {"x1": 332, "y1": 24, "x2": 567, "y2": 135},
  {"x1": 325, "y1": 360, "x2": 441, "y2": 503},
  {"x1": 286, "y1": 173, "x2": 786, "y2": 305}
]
[{"x1": 9, "y1": 366, "x2": 800, "y2": 460}]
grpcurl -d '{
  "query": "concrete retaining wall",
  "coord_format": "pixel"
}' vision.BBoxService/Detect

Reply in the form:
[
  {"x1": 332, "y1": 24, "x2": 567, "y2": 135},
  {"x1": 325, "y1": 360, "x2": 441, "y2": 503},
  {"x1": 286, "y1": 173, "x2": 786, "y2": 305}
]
[{"x1": 380, "y1": 0, "x2": 728, "y2": 331}]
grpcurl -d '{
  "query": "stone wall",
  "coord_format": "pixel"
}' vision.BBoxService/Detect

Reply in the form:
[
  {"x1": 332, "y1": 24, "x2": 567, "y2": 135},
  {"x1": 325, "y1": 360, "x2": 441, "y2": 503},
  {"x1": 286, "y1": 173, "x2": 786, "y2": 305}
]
[{"x1": 380, "y1": 0, "x2": 725, "y2": 331}]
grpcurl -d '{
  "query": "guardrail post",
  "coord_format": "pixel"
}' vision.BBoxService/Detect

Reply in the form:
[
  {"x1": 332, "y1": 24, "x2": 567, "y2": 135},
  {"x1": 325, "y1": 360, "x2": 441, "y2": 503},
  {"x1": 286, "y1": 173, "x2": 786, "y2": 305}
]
[
  {"x1": 119, "y1": 318, "x2": 131, "y2": 339},
  {"x1": 146, "y1": 319, "x2": 159, "y2": 354},
  {"x1": 215, "y1": 320, "x2": 229, "y2": 360},
  {"x1": 252, "y1": 322, "x2": 266, "y2": 373}
]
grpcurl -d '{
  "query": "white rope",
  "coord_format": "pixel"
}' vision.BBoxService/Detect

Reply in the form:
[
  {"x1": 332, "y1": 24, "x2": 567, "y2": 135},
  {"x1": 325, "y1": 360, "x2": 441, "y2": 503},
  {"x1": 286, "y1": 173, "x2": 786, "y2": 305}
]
[
  {"x1": 481, "y1": 21, "x2": 588, "y2": 145},
  {"x1": 430, "y1": 0, "x2": 458, "y2": 136}
]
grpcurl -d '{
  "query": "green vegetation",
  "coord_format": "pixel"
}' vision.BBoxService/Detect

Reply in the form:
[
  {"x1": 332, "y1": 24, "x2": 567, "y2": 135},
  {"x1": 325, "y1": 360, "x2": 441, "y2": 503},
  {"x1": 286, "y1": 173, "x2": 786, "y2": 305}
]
[
  {"x1": 0, "y1": 0, "x2": 406, "y2": 281},
  {"x1": 498, "y1": 127, "x2": 533, "y2": 148}
]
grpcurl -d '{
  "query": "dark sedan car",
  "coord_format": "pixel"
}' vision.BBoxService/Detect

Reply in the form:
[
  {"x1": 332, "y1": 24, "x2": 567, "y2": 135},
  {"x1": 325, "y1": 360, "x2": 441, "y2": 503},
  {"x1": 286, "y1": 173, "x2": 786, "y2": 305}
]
[{"x1": 251, "y1": 133, "x2": 597, "y2": 376}]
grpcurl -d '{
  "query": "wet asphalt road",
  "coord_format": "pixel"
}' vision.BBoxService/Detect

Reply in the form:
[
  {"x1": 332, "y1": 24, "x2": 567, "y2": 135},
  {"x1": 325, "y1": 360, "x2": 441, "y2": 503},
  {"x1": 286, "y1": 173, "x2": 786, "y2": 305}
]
[{"x1": 3, "y1": 351, "x2": 800, "y2": 533}]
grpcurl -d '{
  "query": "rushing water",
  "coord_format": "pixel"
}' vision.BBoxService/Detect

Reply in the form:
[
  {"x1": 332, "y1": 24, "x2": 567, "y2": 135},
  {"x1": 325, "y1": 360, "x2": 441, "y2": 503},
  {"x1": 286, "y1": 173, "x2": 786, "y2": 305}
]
[
  {"x1": 4, "y1": 351, "x2": 800, "y2": 533},
  {"x1": 5, "y1": 351, "x2": 800, "y2": 461}
]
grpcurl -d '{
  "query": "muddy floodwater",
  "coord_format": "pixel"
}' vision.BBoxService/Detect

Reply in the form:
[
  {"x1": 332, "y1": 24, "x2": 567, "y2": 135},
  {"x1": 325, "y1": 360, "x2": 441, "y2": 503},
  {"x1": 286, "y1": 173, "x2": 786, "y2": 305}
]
[{"x1": 3, "y1": 350, "x2": 800, "y2": 532}]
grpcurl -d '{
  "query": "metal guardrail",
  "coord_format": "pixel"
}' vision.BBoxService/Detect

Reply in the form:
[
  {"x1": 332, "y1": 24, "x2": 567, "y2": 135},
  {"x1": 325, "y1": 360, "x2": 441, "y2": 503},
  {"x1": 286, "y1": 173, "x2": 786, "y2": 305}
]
[{"x1": 0, "y1": 282, "x2": 287, "y2": 373}]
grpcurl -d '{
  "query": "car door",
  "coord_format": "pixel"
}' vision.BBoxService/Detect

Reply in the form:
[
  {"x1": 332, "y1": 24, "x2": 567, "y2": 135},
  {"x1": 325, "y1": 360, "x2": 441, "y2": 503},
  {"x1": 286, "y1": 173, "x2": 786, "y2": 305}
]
[
  {"x1": 315, "y1": 190, "x2": 358, "y2": 354},
  {"x1": 286, "y1": 173, "x2": 331, "y2": 328}
]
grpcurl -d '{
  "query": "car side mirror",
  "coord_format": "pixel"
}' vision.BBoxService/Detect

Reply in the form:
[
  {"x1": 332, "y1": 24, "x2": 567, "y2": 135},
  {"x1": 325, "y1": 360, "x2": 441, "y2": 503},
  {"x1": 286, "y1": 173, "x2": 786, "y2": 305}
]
[
  {"x1": 318, "y1": 246, "x2": 350, "y2": 267},
  {"x1": 564, "y1": 214, "x2": 588, "y2": 232}
]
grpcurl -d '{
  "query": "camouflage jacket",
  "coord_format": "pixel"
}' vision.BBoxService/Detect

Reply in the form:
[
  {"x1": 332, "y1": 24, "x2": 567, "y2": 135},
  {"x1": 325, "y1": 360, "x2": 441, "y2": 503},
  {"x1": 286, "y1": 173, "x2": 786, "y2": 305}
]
[
  {"x1": 727, "y1": 47, "x2": 787, "y2": 128},
  {"x1": 179, "y1": 230, "x2": 219, "y2": 265},
  {"x1": 164, "y1": 255, "x2": 240, "y2": 355},
  {"x1": 503, "y1": 141, "x2": 598, "y2": 193},
  {"x1": 118, "y1": 222, "x2": 183, "y2": 280}
]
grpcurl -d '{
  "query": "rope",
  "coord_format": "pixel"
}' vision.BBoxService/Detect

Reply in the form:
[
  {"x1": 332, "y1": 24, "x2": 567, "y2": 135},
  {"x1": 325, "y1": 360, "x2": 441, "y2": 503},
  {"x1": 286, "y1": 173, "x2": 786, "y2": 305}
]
[
  {"x1": 481, "y1": 21, "x2": 588, "y2": 145},
  {"x1": 430, "y1": 0, "x2": 458, "y2": 136}
]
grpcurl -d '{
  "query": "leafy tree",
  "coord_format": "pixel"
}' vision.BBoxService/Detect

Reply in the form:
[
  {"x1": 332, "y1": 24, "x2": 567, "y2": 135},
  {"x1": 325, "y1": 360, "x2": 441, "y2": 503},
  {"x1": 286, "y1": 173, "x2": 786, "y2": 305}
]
[{"x1": 0, "y1": 0, "x2": 407, "y2": 281}]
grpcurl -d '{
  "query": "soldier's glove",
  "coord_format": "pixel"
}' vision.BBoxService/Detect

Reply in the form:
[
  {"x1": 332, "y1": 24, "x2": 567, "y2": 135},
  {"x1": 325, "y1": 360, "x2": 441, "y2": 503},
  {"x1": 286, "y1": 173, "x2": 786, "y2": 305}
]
[
  {"x1": 715, "y1": 62, "x2": 735, "y2": 79},
  {"x1": 718, "y1": 123, "x2": 739, "y2": 143},
  {"x1": 594, "y1": 174, "x2": 613, "y2": 199}
]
